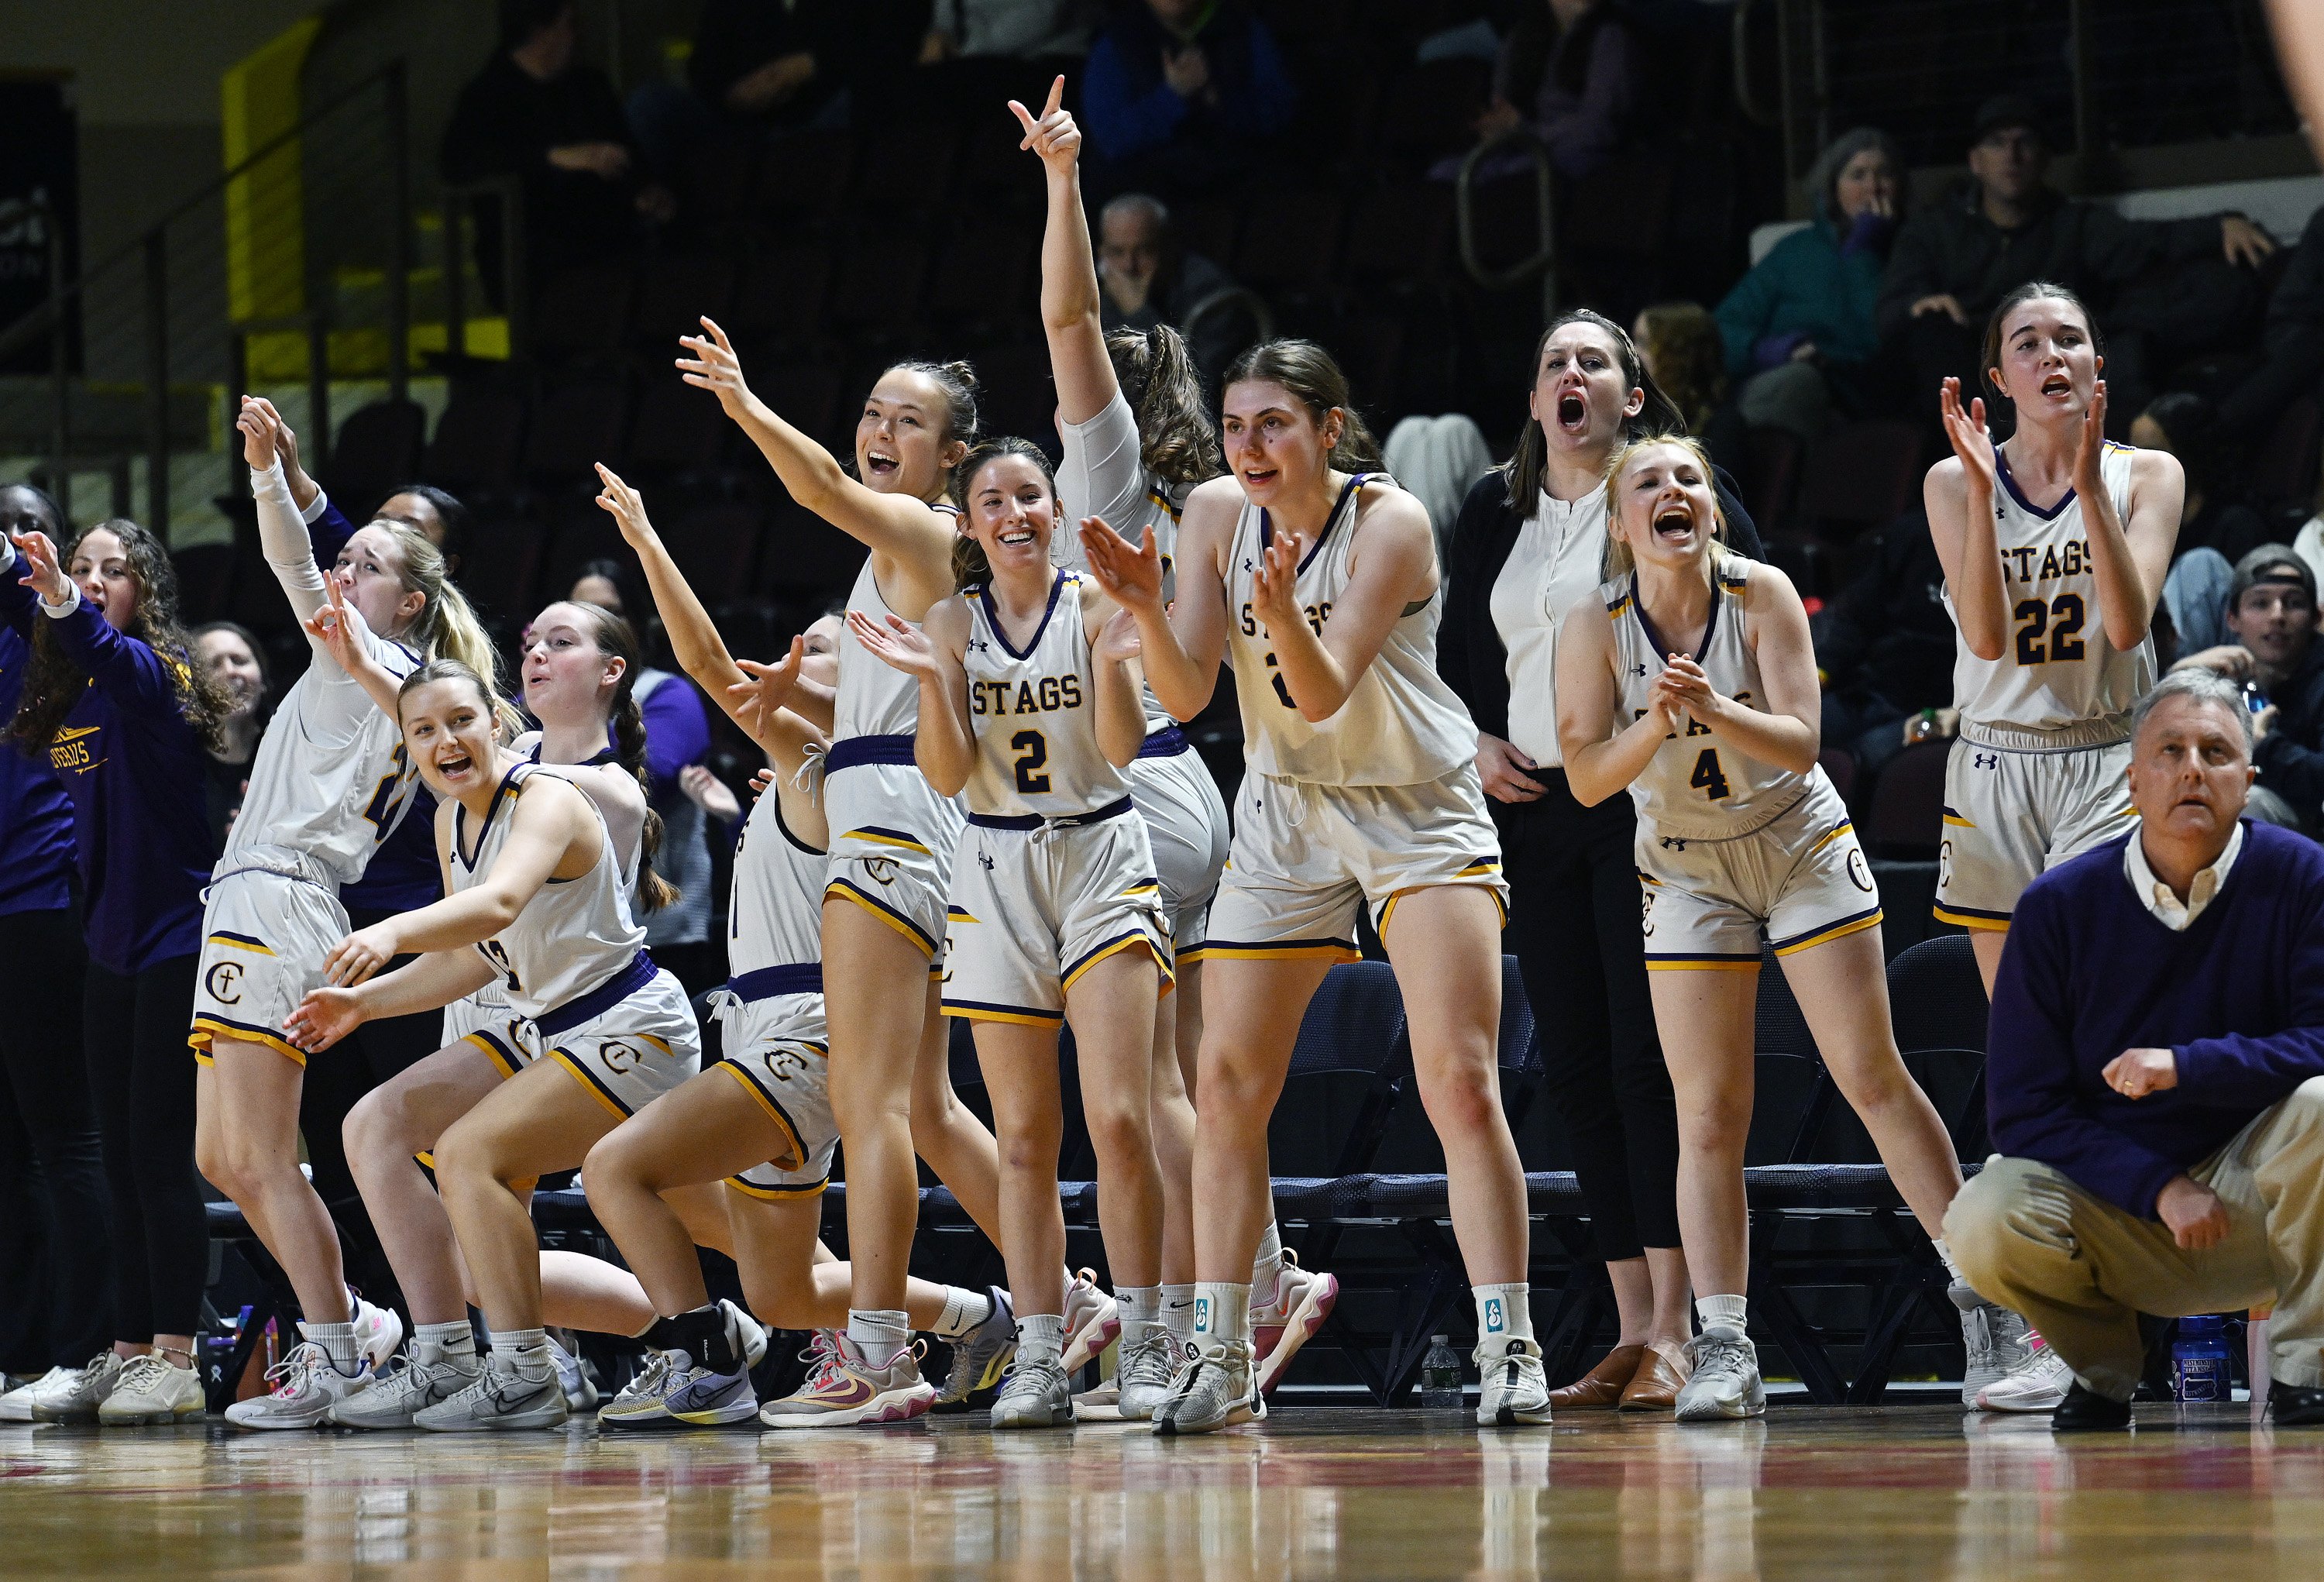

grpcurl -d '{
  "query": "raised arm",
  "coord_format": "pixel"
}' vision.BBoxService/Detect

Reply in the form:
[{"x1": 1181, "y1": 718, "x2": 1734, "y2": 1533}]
[
  {"x1": 676, "y1": 318, "x2": 956, "y2": 611},
  {"x1": 1016, "y1": 78, "x2": 1115, "y2": 428},
  {"x1": 1925, "y1": 380, "x2": 2008, "y2": 662},
  {"x1": 2075, "y1": 383, "x2": 2182, "y2": 652},
  {"x1": 7, "y1": 531, "x2": 196, "y2": 721},
  {"x1": 1556, "y1": 597, "x2": 1676, "y2": 806},
  {"x1": 1654, "y1": 565, "x2": 1821, "y2": 776},
  {"x1": 239, "y1": 397, "x2": 331, "y2": 631},
  {"x1": 1078, "y1": 482, "x2": 1235, "y2": 720},
  {"x1": 1250, "y1": 485, "x2": 1435, "y2": 723},
  {"x1": 848, "y1": 600, "x2": 977, "y2": 796}
]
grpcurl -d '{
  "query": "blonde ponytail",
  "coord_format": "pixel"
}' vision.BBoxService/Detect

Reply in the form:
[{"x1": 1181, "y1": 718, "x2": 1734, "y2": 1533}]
[{"x1": 376, "y1": 521, "x2": 523, "y2": 736}]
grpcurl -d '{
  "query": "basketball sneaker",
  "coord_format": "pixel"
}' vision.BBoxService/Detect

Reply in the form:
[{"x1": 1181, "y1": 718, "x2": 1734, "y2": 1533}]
[
  {"x1": 411, "y1": 1347, "x2": 569, "y2": 1432},
  {"x1": 725, "y1": 1300, "x2": 771, "y2": 1370},
  {"x1": 1473, "y1": 1336, "x2": 1552, "y2": 1426},
  {"x1": 1151, "y1": 1340, "x2": 1265, "y2": 1436},
  {"x1": 990, "y1": 1353, "x2": 1073, "y2": 1429},
  {"x1": 1252, "y1": 1250, "x2": 1339, "y2": 1396},
  {"x1": 1061, "y1": 1271, "x2": 1119, "y2": 1375},
  {"x1": 547, "y1": 1330, "x2": 597, "y2": 1413},
  {"x1": 351, "y1": 1295, "x2": 404, "y2": 1374},
  {"x1": 224, "y1": 1342, "x2": 370, "y2": 1430},
  {"x1": 1673, "y1": 1326, "x2": 1765, "y2": 1422},
  {"x1": 758, "y1": 1333, "x2": 937, "y2": 1429},
  {"x1": 598, "y1": 1346, "x2": 758, "y2": 1430},
  {"x1": 938, "y1": 1286, "x2": 1016, "y2": 1405},
  {"x1": 29, "y1": 1353, "x2": 126, "y2": 1423},
  {"x1": 328, "y1": 1341, "x2": 480, "y2": 1429},
  {"x1": 1951, "y1": 1281, "x2": 2034, "y2": 1407},
  {"x1": 0, "y1": 1367, "x2": 79, "y2": 1423},
  {"x1": 1976, "y1": 1332, "x2": 2075, "y2": 1413},
  {"x1": 96, "y1": 1354, "x2": 206, "y2": 1425},
  {"x1": 1113, "y1": 1322, "x2": 1183, "y2": 1422},
  {"x1": 1070, "y1": 1377, "x2": 1123, "y2": 1422}
]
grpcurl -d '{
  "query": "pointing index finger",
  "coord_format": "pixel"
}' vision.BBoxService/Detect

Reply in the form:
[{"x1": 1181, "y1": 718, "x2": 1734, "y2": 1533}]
[{"x1": 1043, "y1": 75, "x2": 1065, "y2": 119}]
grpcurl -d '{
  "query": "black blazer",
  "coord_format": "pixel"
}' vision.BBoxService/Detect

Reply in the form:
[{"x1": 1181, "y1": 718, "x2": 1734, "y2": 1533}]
[{"x1": 1438, "y1": 466, "x2": 1763, "y2": 742}]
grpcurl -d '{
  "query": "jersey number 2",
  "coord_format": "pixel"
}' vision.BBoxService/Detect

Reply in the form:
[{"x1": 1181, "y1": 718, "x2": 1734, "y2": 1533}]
[
  {"x1": 2013, "y1": 593, "x2": 2086, "y2": 665},
  {"x1": 1011, "y1": 730, "x2": 1051, "y2": 794}
]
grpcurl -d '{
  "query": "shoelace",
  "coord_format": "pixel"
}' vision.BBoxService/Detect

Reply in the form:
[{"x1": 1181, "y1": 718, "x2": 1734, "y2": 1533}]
[
  {"x1": 1694, "y1": 1335, "x2": 1753, "y2": 1378},
  {"x1": 795, "y1": 1333, "x2": 845, "y2": 1392},
  {"x1": 1962, "y1": 1306, "x2": 1993, "y2": 1357},
  {"x1": 112, "y1": 1355, "x2": 175, "y2": 1395},
  {"x1": 1119, "y1": 1329, "x2": 1177, "y2": 1387},
  {"x1": 624, "y1": 1352, "x2": 674, "y2": 1400},
  {"x1": 262, "y1": 1341, "x2": 335, "y2": 1399}
]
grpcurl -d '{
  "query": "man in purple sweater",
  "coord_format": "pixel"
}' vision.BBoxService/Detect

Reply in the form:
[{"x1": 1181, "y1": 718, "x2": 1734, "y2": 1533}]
[{"x1": 1947, "y1": 669, "x2": 2324, "y2": 1431}]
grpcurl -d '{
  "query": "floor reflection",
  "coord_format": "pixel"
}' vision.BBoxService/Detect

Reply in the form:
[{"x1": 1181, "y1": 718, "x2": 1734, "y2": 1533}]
[{"x1": 3, "y1": 1404, "x2": 2322, "y2": 1577}]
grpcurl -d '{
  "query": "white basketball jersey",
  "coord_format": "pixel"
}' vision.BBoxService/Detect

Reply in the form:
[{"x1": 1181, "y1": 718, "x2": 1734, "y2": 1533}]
[
  {"x1": 450, "y1": 762, "x2": 643, "y2": 1019},
  {"x1": 1605, "y1": 559, "x2": 1820, "y2": 841},
  {"x1": 1054, "y1": 469, "x2": 1183, "y2": 734},
  {"x1": 1947, "y1": 440, "x2": 2154, "y2": 738},
  {"x1": 222, "y1": 631, "x2": 421, "y2": 886},
  {"x1": 727, "y1": 785, "x2": 825, "y2": 977},
  {"x1": 963, "y1": 572, "x2": 1132, "y2": 818},
  {"x1": 1223, "y1": 473, "x2": 1477, "y2": 786},
  {"x1": 835, "y1": 518, "x2": 957, "y2": 741}
]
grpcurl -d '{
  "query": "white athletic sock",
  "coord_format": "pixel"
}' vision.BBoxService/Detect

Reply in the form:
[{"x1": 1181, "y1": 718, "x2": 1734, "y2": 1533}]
[
  {"x1": 933, "y1": 1287, "x2": 993, "y2": 1340},
  {"x1": 1118, "y1": 1285, "x2": 1162, "y2": 1328},
  {"x1": 1473, "y1": 1282, "x2": 1533, "y2": 1346},
  {"x1": 414, "y1": 1320, "x2": 475, "y2": 1358},
  {"x1": 847, "y1": 1309, "x2": 911, "y2": 1359},
  {"x1": 1251, "y1": 1222, "x2": 1285, "y2": 1293},
  {"x1": 1193, "y1": 1282, "x2": 1253, "y2": 1348},
  {"x1": 1696, "y1": 1295, "x2": 1748, "y2": 1332},
  {"x1": 490, "y1": 1326, "x2": 552, "y2": 1371},
  {"x1": 1162, "y1": 1285, "x2": 1198, "y2": 1346},
  {"x1": 300, "y1": 1320, "x2": 360, "y2": 1370},
  {"x1": 1933, "y1": 1237, "x2": 1966, "y2": 1283},
  {"x1": 1016, "y1": 1312, "x2": 1065, "y2": 1364}
]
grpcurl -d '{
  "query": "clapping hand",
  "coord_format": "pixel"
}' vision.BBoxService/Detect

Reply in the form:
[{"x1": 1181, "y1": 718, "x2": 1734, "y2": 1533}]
[
  {"x1": 1938, "y1": 377, "x2": 1997, "y2": 496},
  {"x1": 1075, "y1": 517, "x2": 1164, "y2": 611},
  {"x1": 846, "y1": 609, "x2": 944, "y2": 679}
]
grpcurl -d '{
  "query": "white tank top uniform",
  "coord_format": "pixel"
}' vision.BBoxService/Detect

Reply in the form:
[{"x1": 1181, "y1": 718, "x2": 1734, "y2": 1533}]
[
  {"x1": 452, "y1": 763, "x2": 699, "y2": 1116},
  {"x1": 823, "y1": 552, "x2": 968, "y2": 965},
  {"x1": 1935, "y1": 440, "x2": 2150, "y2": 929},
  {"x1": 193, "y1": 460, "x2": 425, "y2": 1065},
  {"x1": 939, "y1": 570, "x2": 1171, "y2": 1026},
  {"x1": 713, "y1": 786, "x2": 840, "y2": 1199},
  {"x1": 1603, "y1": 559, "x2": 1881, "y2": 967},
  {"x1": 1204, "y1": 473, "x2": 1504, "y2": 961},
  {"x1": 1054, "y1": 390, "x2": 1231, "y2": 954}
]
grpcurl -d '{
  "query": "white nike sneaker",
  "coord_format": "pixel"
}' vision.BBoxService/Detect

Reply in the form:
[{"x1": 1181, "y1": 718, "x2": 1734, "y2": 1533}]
[
  {"x1": 547, "y1": 1331, "x2": 598, "y2": 1414},
  {"x1": 1976, "y1": 1333, "x2": 2075, "y2": 1413},
  {"x1": 1474, "y1": 1336, "x2": 1552, "y2": 1426},
  {"x1": 31, "y1": 1353, "x2": 129, "y2": 1423},
  {"x1": 349, "y1": 1295, "x2": 404, "y2": 1373},
  {"x1": 1151, "y1": 1340, "x2": 1265, "y2": 1436},
  {"x1": 724, "y1": 1299, "x2": 770, "y2": 1370},
  {"x1": 225, "y1": 1341, "x2": 371, "y2": 1430},
  {"x1": 0, "y1": 1367, "x2": 78, "y2": 1424},
  {"x1": 411, "y1": 1347, "x2": 569, "y2": 1432},
  {"x1": 990, "y1": 1352, "x2": 1073, "y2": 1429},
  {"x1": 1951, "y1": 1280, "x2": 2033, "y2": 1407},
  {"x1": 329, "y1": 1344, "x2": 482, "y2": 1429},
  {"x1": 1062, "y1": 1271, "x2": 1119, "y2": 1375},
  {"x1": 1673, "y1": 1326, "x2": 1766, "y2": 1422},
  {"x1": 1114, "y1": 1322, "x2": 1183, "y2": 1422},
  {"x1": 1252, "y1": 1250, "x2": 1339, "y2": 1396},
  {"x1": 97, "y1": 1354, "x2": 206, "y2": 1425}
]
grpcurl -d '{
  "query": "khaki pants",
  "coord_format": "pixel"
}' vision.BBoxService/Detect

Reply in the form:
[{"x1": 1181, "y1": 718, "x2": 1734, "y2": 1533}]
[{"x1": 1944, "y1": 1076, "x2": 2324, "y2": 1401}]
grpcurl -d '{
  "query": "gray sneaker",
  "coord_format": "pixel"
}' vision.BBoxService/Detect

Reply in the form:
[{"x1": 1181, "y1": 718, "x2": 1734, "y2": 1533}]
[
  {"x1": 1151, "y1": 1340, "x2": 1265, "y2": 1436},
  {"x1": 1474, "y1": 1336, "x2": 1552, "y2": 1426},
  {"x1": 940, "y1": 1287, "x2": 1016, "y2": 1405},
  {"x1": 96, "y1": 1355, "x2": 207, "y2": 1426},
  {"x1": 225, "y1": 1341, "x2": 371, "y2": 1431},
  {"x1": 328, "y1": 1346, "x2": 481, "y2": 1429},
  {"x1": 26, "y1": 1357, "x2": 124, "y2": 1424},
  {"x1": 411, "y1": 1349, "x2": 569, "y2": 1432},
  {"x1": 546, "y1": 1331, "x2": 598, "y2": 1414},
  {"x1": 596, "y1": 1346, "x2": 758, "y2": 1430},
  {"x1": 1674, "y1": 1326, "x2": 1766, "y2": 1422},
  {"x1": 1115, "y1": 1322, "x2": 1182, "y2": 1422},
  {"x1": 990, "y1": 1352, "x2": 1072, "y2": 1429},
  {"x1": 1950, "y1": 1280, "x2": 2033, "y2": 1407}
]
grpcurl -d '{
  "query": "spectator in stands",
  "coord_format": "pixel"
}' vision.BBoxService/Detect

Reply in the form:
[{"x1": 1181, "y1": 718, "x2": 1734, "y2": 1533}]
[
  {"x1": 1082, "y1": 0, "x2": 1294, "y2": 201},
  {"x1": 2217, "y1": 204, "x2": 2324, "y2": 446},
  {"x1": 567, "y1": 561, "x2": 720, "y2": 989},
  {"x1": 1946, "y1": 669, "x2": 2324, "y2": 1432},
  {"x1": 2130, "y1": 393, "x2": 2272, "y2": 566},
  {"x1": 192, "y1": 622, "x2": 270, "y2": 849},
  {"x1": 1095, "y1": 192, "x2": 1246, "y2": 385},
  {"x1": 1877, "y1": 95, "x2": 2274, "y2": 423},
  {"x1": 686, "y1": 0, "x2": 856, "y2": 136},
  {"x1": 920, "y1": 0, "x2": 1091, "y2": 62},
  {"x1": 442, "y1": 0, "x2": 672, "y2": 301},
  {"x1": 1460, "y1": 0, "x2": 1642, "y2": 182},
  {"x1": 1814, "y1": 511, "x2": 1957, "y2": 782},
  {"x1": 2173, "y1": 545, "x2": 2324, "y2": 833},
  {"x1": 1715, "y1": 127, "x2": 1904, "y2": 441},
  {"x1": 1634, "y1": 302, "x2": 1740, "y2": 468}
]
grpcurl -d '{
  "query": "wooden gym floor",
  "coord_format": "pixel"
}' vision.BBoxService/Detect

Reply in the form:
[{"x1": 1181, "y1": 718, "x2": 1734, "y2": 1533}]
[{"x1": 3, "y1": 1402, "x2": 2321, "y2": 1578}]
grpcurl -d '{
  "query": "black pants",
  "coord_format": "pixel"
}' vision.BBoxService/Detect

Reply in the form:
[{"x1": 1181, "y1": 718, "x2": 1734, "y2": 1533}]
[
  {"x1": 0, "y1": 907, "x2": 110, "y2": 1367},
  {"x1": 84, "y1": 954, "x2": 206, "y2": 1342},
  {"x1": 1498, "y1": 769, "x2": 1682, "y2": 1260}
]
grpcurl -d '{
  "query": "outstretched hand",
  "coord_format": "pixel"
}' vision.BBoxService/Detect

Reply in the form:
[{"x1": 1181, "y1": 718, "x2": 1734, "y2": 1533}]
[
  {"x1": 594, "y1": 463, "x2": 657, "y2": 546},
  {"x1": 676, "y1": 316, "x2": 755, "y2": 416},
  {"x1": 321, "y1": 923, "x2": 399, "y2": 988},
  {"x1": 1075, "y1": 516, "x2": 1164, "y2": 610},
  {"x1": 1094, "y1": 605, "x2": 1143, "y2": 665},
  {"x1": 1009, "y1": 76, "x2": 1080, "y2": 177},
  {"x1": 302, "y1": 572, "x2": 374, "y2": 671},
  {"x1": 10, "y1": 529, "x2": 70, "y2": 604},
  {"x1": 846, "y1": 609, "x2": 944, "y2": 679},
  {"x1": 283, "y1": 986, "x2": 363, "y2": 1054},
  {"x1": 1937, "y1": 377, "x2": 1996, "y2": 495},
  {"x1": 726, "y1": 636, "x2": 806, "y2": 737}
]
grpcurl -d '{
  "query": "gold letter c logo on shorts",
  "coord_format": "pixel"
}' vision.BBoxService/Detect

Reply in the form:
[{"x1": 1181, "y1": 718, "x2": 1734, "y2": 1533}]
[
  {"x1": 205, "y1": 962, "x2": 244, "y2": 1005},
  {"x1": 1847, "y1": 849, "x2": 1874, "y2": 893},
  {"x1": 600, "y1": 1041, "x2": 638, "y2": 1074}
]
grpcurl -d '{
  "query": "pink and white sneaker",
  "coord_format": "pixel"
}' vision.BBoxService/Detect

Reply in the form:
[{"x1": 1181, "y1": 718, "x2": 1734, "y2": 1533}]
[
  {"x1": 1061, "y1": 1270, "x2": 1120, "y2": 1375},
  {"x1": 758, "y1": 1331, "x2": 937, "y2": 1429},
  {"x1": 1253, "y1": 1250, "x2": 1339, "y2": 1396}
]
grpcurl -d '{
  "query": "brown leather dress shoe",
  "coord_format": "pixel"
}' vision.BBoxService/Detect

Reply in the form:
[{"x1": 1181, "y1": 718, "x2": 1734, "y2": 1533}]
[
  {"x1": 1618, "y1": 1343, "x2": 1691, "y2": 1411},
  {"x1": 1545, "y1": 1343, "x2": 1645, "y2": 1412}
]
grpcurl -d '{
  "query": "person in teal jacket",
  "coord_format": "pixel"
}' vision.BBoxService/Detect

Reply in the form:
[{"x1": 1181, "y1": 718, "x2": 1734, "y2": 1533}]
[{"x1": 1714, "y1": 127, "x2": 1906, "y2": 440}]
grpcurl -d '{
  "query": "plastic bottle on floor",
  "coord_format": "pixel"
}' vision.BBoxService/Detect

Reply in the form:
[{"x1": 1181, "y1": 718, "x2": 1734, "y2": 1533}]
[
  {"x1": 1421, "y1": 1336, "x2": 1464, "y2": 1412},
  {"x1": 2172, "y1": 1315, "x2": 2233, "y2": 1403}
]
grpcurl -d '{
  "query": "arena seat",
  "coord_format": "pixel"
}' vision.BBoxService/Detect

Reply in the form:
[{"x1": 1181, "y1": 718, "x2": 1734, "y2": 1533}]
[
  {"x1": 630, "y1": 254, "x2": 737, "y2": 352},
  {"x1": 523, "y1": 380, "x2": 631, "y2": 488},
  {"x1": 171, "y1": 542, "x2": 237, "y2": 624},
  {"x1": 1865, "y1": 737, "x2": 1950, "y2": 858},
  {"x1": 323, "y1": 399, "x2": 427, "y2": 510},
  {"x1": 422, "y1": 384, "x2": 531, "y2": 494},
  {"x1": 753, "y1": 128, "x2": 854, "y2": 222},
  {"x1": 624, "y1": 380, "x2": 731, "y2": 477},
  {"x1": 1797, "y1": 421, "x2": 1925, "y2": 541},
  {"x1": 730, "y1": 241, "x2": 838, "y2": 356},
  {"x1": 664, "y1": 500, "x2": 765, "y2": 593},
  {"x1": 528, "y1": 263, "x2": 635, "y2": 364},
  {"x1": 455, "y1": 518, "x2": 548, "y2": 621}
]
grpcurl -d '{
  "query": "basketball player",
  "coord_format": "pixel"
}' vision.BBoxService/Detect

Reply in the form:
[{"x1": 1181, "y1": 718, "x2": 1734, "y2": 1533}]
[{"x1": 1081, "y1": 340, "x2": 1549, "y2": 1433}]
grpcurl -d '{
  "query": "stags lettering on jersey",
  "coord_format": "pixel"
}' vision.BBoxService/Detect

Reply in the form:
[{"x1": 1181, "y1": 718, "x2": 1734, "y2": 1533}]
[
  {"x1": 1999, "y1": 538, "x2": 2090, "y2": 585},
  {"x1": 968, "y1": 674, "x2": 1085, "y2": 717}
]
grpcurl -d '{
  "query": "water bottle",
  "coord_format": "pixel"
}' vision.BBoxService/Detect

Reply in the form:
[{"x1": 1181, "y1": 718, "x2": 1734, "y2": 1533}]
[
  {"x1": 2172, "y1": 1314, "x2": 2233, "y2": 1403},
  {"x1": 1421, "y1": 1335, "x2": 1464, "y2": 1412}
]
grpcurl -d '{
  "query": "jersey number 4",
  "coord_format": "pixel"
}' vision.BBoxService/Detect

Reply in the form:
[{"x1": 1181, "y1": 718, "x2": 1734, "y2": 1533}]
[
  {"x1": 360, "y1": 744, "x2": 414, "y2": 842},
  {"x1": 1010, "y1": 729, "x2": 1051, "y2": 794},
  {"x1": 1690, "y1": 748, "x2": 1732, "y2": 801},
  {"x1": 2013, "y1": 593, "x2": 2087, "y2": 665}
]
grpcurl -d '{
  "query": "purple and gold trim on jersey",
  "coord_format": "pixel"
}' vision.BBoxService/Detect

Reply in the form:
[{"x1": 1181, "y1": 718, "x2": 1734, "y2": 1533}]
[
  {"x1": 1060, "y1": 928, "x2": 1172, "y2": 996},
  {"x1": 714, "y1": 1058, "x2": 813, "y2": 1171},
  {"x1": 940, "y1": 996, "x2": 1067, "y2": 1027},
  {"x1": 1932, "y1": 900, "x2": 2014, "y2": 931},
  {"x1": 549, "y1": 1048, "x2": 634, "y2": 1119},
  {"x1": 189, "y1": 1013, "x2": 308, "y2": 1065},
  {"x1": 1769, "y1": 903, "x2": 1883, "y2": 956},
  {"x1": 825, "y1": 877, "x2": 940, "y2": 955},
  {"x1": 1191, "y1": 934, "x2": 1362, "y2": 965},
  {"x1": 726, "y1": 1174, "x2": 828, "y2": 1202},
  {"x1": 205, "y1": 930, "x2": 276, "y2": 957},
  {"x1": 463, "y1": 1025, "x2": 526, "y2": 1081},
  {"x1": 1375, "y1": 862, "x2": 1507, "y2": 936},
  {"x1": 1642, "y1": 951, "x2": 1762, "y2": 972}
]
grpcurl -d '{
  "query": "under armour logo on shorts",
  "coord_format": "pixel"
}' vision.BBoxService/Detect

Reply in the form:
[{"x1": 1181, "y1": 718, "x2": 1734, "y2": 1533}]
[
  {"x1": 1973, "y1": 751, "x2": 1999, "y2": 770},
  {"x1": 1483, "y1": 1297, "x2": 1504, "y2": 1333},
  {"x1": 1660, "y1": 836, "x2": 1687, "y2": 852},
  {"x1": 978, "y1": 851, "x2": 995, "y2": 870}
]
